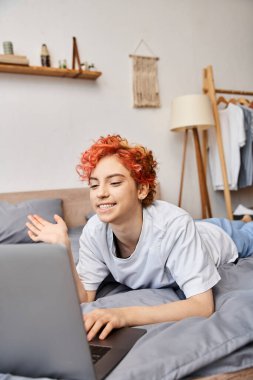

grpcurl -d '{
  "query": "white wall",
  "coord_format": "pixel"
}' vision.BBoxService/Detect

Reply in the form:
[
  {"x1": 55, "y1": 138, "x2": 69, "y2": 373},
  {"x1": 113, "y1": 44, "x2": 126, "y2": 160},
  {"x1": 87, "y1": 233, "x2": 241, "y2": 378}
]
[{"x1": 0, "y1": 0, "x2": 253, "y2": 218}]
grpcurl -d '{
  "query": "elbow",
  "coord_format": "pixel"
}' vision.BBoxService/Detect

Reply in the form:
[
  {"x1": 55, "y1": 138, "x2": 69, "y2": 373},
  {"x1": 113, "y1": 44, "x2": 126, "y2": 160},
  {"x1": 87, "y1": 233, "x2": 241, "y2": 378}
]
[
  {"x1": 190, "y1": 289, "x2": 215, "y2": 318},
  {"x1": 193, "y1": 304, "x2": 214, "y2": 319},
  {"x1": 203, "y1": 304, "x2": 215, "y2": 318},
  {"x1": 201, "y1": 297, "x2": 215, "y2": 318}
]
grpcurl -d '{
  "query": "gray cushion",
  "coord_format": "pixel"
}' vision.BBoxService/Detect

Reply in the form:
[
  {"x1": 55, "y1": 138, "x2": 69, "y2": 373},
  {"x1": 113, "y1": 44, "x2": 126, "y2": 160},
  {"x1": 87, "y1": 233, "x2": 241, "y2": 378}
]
[
  {"x1": 0, "y1": 198, "x2": 63, "y2": 243},
  {"x1": 68, "y1": 226, "x2": 84, "y2": 265}
]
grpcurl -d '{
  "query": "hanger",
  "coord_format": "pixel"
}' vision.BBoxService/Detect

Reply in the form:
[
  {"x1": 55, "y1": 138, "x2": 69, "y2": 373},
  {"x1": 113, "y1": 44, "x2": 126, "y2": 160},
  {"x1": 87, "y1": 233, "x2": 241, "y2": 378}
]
[
  {"x1": 228, "y1": 98, "x2": 237, "y2": 105},
  {"x1": 217, "y1": 96, "x2": 228, "y2": 106},
  {"x1": 237, "y1": 97, "x2": 250, "y2": 106},
  {"x1": 72, "y1": 37, "x2": 81, "y2": 70},
  {"x1": 129, "y1": 39, "x2": 159, "y2": 60}
]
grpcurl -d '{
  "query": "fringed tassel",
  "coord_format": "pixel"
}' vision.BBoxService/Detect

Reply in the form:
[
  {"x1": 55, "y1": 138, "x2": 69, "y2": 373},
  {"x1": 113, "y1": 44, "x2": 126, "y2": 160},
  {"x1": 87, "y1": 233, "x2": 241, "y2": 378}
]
[{"x1": 132, "y1": 56, "x2": 160, "y2": 108}]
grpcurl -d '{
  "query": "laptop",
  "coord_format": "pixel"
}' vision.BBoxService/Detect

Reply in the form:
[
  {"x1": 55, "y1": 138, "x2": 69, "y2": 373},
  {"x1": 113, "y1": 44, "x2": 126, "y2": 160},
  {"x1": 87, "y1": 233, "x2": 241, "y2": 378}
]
[{"x1": 0, "y1": 244, "x2": 146, "y2": 380}]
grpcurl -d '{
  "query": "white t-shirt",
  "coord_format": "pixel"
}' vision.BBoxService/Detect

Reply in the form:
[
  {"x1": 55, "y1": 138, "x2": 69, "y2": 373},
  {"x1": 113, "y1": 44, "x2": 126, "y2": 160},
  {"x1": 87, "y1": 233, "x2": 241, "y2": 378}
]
[
  {"x1": 77, "y1": 201, "x2": 238, "y2": 298},
  {"x1": 208, "y1": 103, "x2": 245, "y2": 190}
]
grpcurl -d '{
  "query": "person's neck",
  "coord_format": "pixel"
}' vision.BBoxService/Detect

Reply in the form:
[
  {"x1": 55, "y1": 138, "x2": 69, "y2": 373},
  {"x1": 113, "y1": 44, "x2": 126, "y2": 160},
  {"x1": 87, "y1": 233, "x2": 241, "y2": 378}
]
[{"x1": 111, "y1": 208, "x2": 143, "y2": 259}]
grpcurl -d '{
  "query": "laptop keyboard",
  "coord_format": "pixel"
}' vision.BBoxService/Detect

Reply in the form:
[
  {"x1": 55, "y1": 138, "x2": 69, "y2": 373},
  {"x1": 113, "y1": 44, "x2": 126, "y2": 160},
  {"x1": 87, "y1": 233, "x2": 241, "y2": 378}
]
[{"x1": 89, "y1": 344, "x2": 111, "y2": 363}]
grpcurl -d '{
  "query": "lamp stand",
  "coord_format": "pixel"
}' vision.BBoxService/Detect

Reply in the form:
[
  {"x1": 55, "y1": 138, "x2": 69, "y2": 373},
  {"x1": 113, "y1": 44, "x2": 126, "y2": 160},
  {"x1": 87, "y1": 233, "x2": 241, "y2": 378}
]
[{"x1": 178, "y1": 127, "x2": 212, "y2": 219}]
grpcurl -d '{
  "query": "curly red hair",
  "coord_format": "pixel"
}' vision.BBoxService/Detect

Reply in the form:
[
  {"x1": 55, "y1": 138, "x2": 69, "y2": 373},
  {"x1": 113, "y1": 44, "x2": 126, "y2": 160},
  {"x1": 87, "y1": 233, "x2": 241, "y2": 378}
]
[{"x1": 76, "y1": 135, "x2": 158, "y2": 207}]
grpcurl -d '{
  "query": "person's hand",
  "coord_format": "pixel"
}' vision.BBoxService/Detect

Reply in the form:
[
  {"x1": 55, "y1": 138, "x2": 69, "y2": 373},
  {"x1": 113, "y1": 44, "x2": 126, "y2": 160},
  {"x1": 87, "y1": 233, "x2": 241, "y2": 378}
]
[
  {"x1": 83, "y1": 308, "x2": 129, "y2": 341},
  {"x1": 26, "y1": 214, "x2": 68, "y2": 245}
]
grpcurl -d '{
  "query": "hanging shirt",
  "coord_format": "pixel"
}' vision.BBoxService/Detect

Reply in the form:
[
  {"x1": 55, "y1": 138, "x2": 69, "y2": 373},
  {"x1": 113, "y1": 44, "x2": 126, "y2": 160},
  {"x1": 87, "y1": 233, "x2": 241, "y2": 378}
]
[
  {"x1": 208, "y1": 103, "x2": 245, "y2": 190},
  {"x1": 238, "y1": 106, "x2": 253, "y2": 188}
]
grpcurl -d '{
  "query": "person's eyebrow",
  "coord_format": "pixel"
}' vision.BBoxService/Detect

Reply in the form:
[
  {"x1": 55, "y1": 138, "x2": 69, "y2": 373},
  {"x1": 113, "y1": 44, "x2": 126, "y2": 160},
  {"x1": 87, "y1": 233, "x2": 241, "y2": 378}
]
[
  {"x1": 89, "y1": 173, "x2": 126, "y2": 181},
  {"x1": 107, "y1": 174, "x2": 126, "y2": 179}
]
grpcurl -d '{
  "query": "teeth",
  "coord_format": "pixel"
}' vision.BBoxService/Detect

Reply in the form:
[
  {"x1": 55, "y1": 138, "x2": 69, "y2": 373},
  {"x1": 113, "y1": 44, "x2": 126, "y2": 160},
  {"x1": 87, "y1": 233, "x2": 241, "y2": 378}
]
[{"x1": 99, "y1": 204, "x2": 114, "y2": 209}]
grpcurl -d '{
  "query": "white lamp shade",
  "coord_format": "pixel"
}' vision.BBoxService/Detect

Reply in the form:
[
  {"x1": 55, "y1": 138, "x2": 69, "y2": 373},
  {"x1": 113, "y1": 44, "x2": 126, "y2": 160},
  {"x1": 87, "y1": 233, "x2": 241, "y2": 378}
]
[{"x1": 170, "y1": 94, "x2": 214, "y2": 132}]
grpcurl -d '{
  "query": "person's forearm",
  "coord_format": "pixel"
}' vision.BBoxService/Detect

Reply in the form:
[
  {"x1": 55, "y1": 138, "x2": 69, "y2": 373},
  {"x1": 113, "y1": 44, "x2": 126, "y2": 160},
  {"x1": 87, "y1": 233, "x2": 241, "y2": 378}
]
[
  {"x1": 64, "y1": 238, "x2": 89, "y2": 304},
  {"x1": 84, "y1": 290, "x2": 214, "y2": 341},
  {"x1": 123, "y1": 297, "x2": 214, "y2": 327}
]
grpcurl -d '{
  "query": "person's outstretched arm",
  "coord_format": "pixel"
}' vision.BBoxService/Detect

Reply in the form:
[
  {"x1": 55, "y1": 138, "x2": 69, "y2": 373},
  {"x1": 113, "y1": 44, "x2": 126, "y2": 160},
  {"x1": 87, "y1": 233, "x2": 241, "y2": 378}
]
[
  {"x1": 26, "y1": 214, "x2": 96, "y2": 304},
  {"x1": 83, "y1": 288, "x2": 214, "y2": 341}
]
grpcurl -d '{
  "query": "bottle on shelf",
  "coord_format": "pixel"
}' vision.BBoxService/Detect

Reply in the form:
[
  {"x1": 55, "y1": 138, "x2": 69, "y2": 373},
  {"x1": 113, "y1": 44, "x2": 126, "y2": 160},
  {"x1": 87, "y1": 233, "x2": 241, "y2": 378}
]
[
  {"x1": 3, "y1": 41, "x2": 14, "y2": 55},
  {"x1": 40, "y1": 44, "x2": 51, "y2": 67}
]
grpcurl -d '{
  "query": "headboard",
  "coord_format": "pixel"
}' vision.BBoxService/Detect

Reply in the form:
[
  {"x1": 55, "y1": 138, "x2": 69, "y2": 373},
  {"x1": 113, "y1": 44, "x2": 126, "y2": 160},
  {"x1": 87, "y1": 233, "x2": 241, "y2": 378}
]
[
  {"x1": 0, "y1": 183, "x2": 161, "y2": 229},
  {"x1": 0, "y1": 187, "x2": 92, "y2": 228}
]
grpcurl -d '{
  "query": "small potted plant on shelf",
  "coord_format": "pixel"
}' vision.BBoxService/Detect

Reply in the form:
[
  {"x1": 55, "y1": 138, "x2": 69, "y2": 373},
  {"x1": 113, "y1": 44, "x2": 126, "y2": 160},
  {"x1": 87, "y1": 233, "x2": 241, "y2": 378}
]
[{"x1": 81, "y1": 61, "x2": 96, "y2": 71}]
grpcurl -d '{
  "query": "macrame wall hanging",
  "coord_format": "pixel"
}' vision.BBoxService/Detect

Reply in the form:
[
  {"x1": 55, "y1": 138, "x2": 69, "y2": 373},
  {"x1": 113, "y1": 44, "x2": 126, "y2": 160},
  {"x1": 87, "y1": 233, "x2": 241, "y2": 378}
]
[{"x1": 129, "y1": 39, "x2": 160, "y2": 108}]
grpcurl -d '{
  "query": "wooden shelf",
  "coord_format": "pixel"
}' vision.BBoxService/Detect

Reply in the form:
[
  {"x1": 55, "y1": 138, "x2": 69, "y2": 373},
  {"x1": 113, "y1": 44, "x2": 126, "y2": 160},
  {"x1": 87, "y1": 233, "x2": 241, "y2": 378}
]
[{"x1": 0, "y1": 64, "x2": 102, "y2": 80}]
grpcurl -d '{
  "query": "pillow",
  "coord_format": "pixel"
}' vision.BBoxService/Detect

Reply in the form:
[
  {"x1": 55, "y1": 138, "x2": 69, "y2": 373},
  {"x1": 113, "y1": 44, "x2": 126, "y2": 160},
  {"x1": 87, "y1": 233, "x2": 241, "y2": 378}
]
[
  {"x1": 0, "y1": 198, "x2": 63, "y2": 243},
  {"x1": 68, "y1": 225, "x2": 84, "y2": 265}
]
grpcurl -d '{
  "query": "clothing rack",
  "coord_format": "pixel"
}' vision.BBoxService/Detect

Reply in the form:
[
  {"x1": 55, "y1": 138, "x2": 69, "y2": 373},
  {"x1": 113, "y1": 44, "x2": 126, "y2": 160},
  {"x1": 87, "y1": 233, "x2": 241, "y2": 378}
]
[
  {"x1": 215, "y1": 88, "x2": 253, "y2": 96},
  {"x1": 202, "y1": 65, "x2": 253, "y2": 220}
]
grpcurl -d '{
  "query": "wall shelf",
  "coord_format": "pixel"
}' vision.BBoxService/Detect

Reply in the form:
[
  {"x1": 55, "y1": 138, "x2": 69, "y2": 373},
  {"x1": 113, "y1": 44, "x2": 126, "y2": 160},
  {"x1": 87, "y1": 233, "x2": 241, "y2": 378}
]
[{"x1": 0, "y1": 64, "x2": 102, "y2": 80}]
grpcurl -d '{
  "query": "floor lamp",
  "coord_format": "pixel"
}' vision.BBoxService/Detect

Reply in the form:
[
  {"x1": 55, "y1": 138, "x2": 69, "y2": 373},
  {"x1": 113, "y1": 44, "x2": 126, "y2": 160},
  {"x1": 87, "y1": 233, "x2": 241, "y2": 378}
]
[{"x1": 170, "y1": 94, "x2": 214, "y2": 219}]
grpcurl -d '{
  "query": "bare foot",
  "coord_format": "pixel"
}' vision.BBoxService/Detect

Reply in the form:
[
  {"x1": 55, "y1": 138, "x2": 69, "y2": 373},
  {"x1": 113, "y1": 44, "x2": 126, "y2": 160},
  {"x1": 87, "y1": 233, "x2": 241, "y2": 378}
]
[{"x1": 241, "y1": 214, "x2": 252, "y2": 223}]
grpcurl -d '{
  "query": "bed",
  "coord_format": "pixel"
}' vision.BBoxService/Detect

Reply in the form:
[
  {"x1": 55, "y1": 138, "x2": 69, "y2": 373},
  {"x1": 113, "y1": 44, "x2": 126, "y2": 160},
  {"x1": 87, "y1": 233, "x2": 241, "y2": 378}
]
[{"x1": 0, "y1": 187, "x2": 253, "y2": 380}]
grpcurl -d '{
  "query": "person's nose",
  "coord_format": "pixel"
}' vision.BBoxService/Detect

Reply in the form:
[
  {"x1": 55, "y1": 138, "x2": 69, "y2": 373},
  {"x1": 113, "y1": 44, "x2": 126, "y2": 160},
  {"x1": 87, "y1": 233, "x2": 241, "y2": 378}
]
[{"x1": 97, "y1": 183, "x2": 109, "y2": 198}]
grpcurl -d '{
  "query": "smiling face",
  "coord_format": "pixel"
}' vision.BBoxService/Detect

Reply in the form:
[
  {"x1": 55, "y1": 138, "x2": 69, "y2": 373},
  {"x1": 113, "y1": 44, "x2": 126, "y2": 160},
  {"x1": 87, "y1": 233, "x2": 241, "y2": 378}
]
[{"x1": 89, "y1": 155, "x2": 148, "y2": 226}]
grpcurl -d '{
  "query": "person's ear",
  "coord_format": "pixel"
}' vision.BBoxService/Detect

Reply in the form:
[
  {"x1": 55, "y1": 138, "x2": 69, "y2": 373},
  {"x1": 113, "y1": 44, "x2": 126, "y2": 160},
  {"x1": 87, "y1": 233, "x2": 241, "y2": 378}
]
[{"x1": 137, "y1": 184, "x2": 149, "y2": 201}]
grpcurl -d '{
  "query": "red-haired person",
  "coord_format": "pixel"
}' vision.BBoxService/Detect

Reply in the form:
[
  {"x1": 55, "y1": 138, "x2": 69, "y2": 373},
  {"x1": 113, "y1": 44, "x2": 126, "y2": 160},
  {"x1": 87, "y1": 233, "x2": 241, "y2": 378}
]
[{"x1": 27, "y1": 135, "x2": 253, "y2": 341}]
